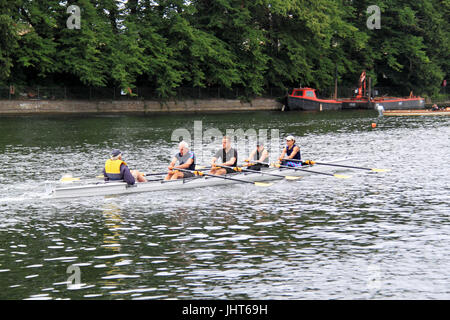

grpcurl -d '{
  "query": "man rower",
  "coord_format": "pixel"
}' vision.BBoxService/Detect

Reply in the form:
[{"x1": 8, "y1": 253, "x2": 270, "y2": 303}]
[
  {"x1": 103, "y1": 149, "x2": 147, "y2": 184},
  {"x1": 165, "y1": 141, "x2": 196, "y2": 180},
  {"x1": 210, "y1": 136, "x2": 238, "y2": 175},
  {"x1": 278, "y1": 135, "x2": 302, "y2": 167},
  {"x1": 244, "y1": 141, "x2": 269, "y2": 171}
]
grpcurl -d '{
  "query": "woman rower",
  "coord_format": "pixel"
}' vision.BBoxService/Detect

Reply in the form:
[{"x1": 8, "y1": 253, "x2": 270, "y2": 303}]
[
  {"x1": 244, "y1": 141, "x2": 269, "y2": 171},
  {"x1": 278, "y1": 135, "x2": 302, "y2": 167}
]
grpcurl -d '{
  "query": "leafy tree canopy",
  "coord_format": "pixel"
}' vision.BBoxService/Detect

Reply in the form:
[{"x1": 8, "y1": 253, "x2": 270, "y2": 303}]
[{"x1": 1, "y1": 0, "x2": 448, "y2": 98}]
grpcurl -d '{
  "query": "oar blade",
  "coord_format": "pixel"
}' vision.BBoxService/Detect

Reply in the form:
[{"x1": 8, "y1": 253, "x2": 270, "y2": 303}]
[
  {"x1": 371, "y1": 168, "x2": 391, "y2": 173},
  {"x1": 333, "y1": 174, "x2": 351, "y2": 179},
  {"x1": 254, "y1": 182, "x2": 273, "y2": 187},
  {"x1": 285, "y1": 176, "x2": 302, "y2": 180},
  {"x1": 60, "y1": 176, "x2": 80, "y2": 182}
]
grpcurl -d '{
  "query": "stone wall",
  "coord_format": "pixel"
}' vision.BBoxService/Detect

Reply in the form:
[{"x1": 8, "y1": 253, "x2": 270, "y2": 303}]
[{"x1": 0, "y1": 98, "x2": 282, "y2": 115}]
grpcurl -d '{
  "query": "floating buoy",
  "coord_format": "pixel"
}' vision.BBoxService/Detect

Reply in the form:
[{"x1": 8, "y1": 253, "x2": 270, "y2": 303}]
[{"x1": 371, "y1": 122, "x2": 377, "y2": 128}]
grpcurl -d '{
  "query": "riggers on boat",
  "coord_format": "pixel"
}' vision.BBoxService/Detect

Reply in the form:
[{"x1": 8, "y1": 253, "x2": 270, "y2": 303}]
[{"x1": 51, "y1": 159, "x2": 347, "y2": 199}]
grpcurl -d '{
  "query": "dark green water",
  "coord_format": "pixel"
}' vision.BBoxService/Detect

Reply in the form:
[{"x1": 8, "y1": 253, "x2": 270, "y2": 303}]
[{"x1": 0, "y1": 110, "x2": 449, "y2": 299}]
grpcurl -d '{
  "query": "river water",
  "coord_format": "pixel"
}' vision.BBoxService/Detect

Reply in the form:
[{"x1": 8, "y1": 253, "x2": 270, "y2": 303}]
[{"x1": 0, "y1": 110, "x2": 449, "y2": 300}]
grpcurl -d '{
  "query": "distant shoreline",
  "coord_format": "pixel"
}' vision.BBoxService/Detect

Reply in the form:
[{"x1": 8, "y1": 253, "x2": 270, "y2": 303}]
[
  {"x1": 0, "y1": 98, "x2": 447, "y2": 116},
  {"x1": 0, "y1": 98, "x2": 282, "y2": 116}
]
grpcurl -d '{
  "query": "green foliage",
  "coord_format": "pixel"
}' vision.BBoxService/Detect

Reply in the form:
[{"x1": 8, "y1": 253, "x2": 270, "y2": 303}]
[
  {"x1": 0, "y1": 14, "x2": 19, "y2": 83},
  {"x1": 353, "y1": 0, "x2": 449, "y2": 95},
  {"x1": 1, "y1": 0, "x2": 448, "y2": 97}
]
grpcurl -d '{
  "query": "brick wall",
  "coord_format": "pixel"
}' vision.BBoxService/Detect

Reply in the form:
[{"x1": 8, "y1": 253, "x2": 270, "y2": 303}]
[{"x1": 0, "y1": 98, "x2": 282, "y2": 115}]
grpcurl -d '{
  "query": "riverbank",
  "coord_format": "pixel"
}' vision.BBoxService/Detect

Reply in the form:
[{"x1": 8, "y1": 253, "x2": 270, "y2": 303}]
[
  {"x1": 1, "y1": 98, "x2": 448, "y2": 116},
  {"x1": 0, "y1": 98, "x2": 282, "y2": 116}
]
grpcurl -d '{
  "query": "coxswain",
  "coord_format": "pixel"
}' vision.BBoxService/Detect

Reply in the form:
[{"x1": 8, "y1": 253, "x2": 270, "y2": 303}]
[
  {"x1": 244, "y1": 141, "x2": 269, "y2": 171},
  {"x1": 210, "y1": 136, "x2": 238, "y2": 175},
  {"x1": 165, "y1": 141, "x2": 196, "y2": 180},
  {"x1": 103, "y1": 149, "x2": 147, "y2": 184},
  {"x1": 278, "y1": 135, "x2": 301, "y2": 167}
]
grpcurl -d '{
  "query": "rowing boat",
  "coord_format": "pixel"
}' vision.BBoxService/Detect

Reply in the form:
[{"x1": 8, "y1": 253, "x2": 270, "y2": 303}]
[
  {"x1": 382, "y1": 109, "x2": 450, "y2": 116},
  {"x1": 51, "y1": 159, "x2": 348, "y2": 199}
]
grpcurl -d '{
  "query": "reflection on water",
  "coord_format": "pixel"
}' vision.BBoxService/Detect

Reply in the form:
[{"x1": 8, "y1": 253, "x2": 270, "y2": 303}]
[
  {"x1": 0, "y1": 111, "x2": 449, "y2": 299},
  {"x1": 99, "y1": 204, "x2": 126, "y2": 292}
]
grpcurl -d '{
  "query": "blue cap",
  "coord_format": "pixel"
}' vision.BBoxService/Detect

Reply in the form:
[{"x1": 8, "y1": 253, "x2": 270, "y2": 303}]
[{"x1": 111, "y1": 149, "x2": 122, "y2": 157}]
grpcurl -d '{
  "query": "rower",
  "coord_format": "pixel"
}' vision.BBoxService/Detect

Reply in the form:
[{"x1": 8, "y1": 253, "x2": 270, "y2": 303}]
[
  {"x1": 210, "y1": 136, "x2": 238, "y2": 175},
  {"x1": 165, "y1": 141, "x2": 196, "y2": 180},
  {"x1": 103, "y1": 149, "x2": 147, "y2": 184},
  {"x1": 244, "y1": 141, "x2": 269, "y2": 171},
  {"x1": 278, "y1": 135, "x2": 302, "y2": 167}
]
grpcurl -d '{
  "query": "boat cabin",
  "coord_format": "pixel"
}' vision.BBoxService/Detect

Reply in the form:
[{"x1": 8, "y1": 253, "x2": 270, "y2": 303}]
[{"x1": 290, "y1": 88, "x2": 317, "y2": 99}]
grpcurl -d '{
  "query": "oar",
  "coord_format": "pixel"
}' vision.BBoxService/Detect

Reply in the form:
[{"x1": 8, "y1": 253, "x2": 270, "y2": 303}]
[
  {"x1": 62, "y1": 173, "x2": 161, "y2": 182},
  {"x1": 64, "y1": 165, "x2": 211, "y2": 182},
  {"x1": 272, "y1": 163, "x2": 351, "y2": 179},
  {"x1": 176, "y1": 168, "x2": 273, "y2": 187},
  {"x1": 215, "y1": 164, "x2": 302, "y2": 180},
  {"x1": 283, "y1": 159, "x2": 390, "y2": 173},
  {"x1": 94, "y1": 166, "x2": 209, "y2": 179},
  {"x1": 194, "y1": 165, "x2": 210, "y2": 170},
  {"x1": 144, "y1": 172, "x2": 167, "y2": 177},
  {"x1": 140, "y1": 165, "x2": 211, "y2": 177},
  {"x1": 60, "y1": 175, "x2": 81, "y2": 182},
  {"x1": 249, "y1": 159, "x2": 314, "y2": 168}
]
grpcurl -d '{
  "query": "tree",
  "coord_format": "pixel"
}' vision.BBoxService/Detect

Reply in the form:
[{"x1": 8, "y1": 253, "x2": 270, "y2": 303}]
[
  {"x1": 1, "y1": 0, "x2": 448, "y2": 99},
  {"x1": 353, "y1": 0, "x2": 448, "y2": 96},
  {"x1": 7, "y1": 0, "x2": 61, "y2": 85}
]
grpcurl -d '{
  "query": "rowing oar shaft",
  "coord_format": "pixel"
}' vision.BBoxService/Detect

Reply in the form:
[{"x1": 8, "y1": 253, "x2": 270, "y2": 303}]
[
  {"x1": 273, "y1": 163, "x2": 351, "y2": 179},
  {"x1": 176, "y1": 168, "x2": 273, "y2": 187},
  {"x1": 144, "y1": 172, "x2": 167, "y2": 176},
  {"x1": 312, "y1": 162, "x2": 390, "y2": 172},
  {"x1": 282, "y1": 158, "x2": 390, "y2": 172},
  {"x1": 250, "y1": 159, "x2": 313, "y2": 168},
  {"x1": 142, "y1": 166, "x2": 212, "y2": 177},
  {"x1": 215, "y1": 164, "x2": 302, "y2": 180},
  {"x1": 148, "y1": 165, "x2": 211, "y2": 176}
]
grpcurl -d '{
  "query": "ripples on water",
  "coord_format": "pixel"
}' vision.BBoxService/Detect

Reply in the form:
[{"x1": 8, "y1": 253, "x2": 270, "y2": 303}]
[{"x1": 0, "y1": 112, "x2": 449, "y2": 299}]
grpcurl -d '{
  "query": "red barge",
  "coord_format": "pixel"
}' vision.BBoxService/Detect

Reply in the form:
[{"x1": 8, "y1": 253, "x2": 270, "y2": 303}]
[
  {"x1": 286, "y1": 88, "x2": 342, "y2": 111},
  {"x1": 286, "y1": 71, "x2": 425, "y2": 111}
]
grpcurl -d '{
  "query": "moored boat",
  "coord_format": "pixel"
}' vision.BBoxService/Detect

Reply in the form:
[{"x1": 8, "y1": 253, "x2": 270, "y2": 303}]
[
  {"x1": 286, "y1": 88, "x2": 342, "y2": 111},
  {"x1": 341, "y1": 96, "x2": 425, "y2": 110},
  {"x1": 341, "y1": 71, "x2": 424, "y2": 110},
  {"x1": 286, "y1": 71, "x2": 425, "y2": 111}
]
